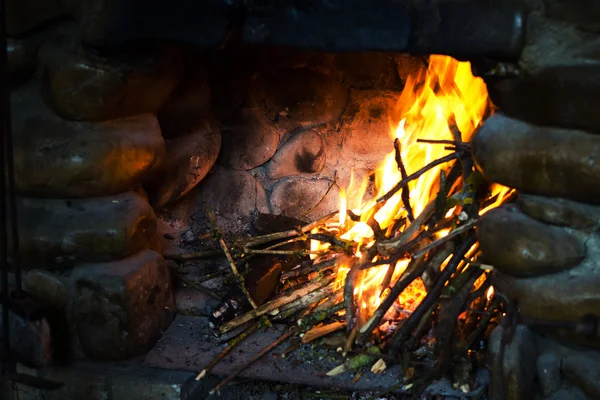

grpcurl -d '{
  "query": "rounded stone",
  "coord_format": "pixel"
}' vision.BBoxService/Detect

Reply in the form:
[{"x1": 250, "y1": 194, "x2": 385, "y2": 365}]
[
  {"x1": 17, "y1": 191, "x2": 157, "y2": 269},
  {"x1": 70, "y1": 250, "x2": 173, "y2": 360},
  {"x1": 12, "y1": 81, "x2": 165, "y2": 198},
  {"x1": 488, "y1": 65, "x2": 600, "y2": 134},
  {"x1": 493, "y1": 260, "x2": 600, "y2": 348},
  {"x1": 478, "y1": 206, "x2": 585, "y2": 277},
  {"x1": 562, "y1": 352, "x2": 600, "y2": 399},
  {"x1": 156, "y1": 54, "x2": 213, "y2": 139},
  {"x1": 339, "y1": 90, "x2": 398, "y2": 165},
  {"x1": 246, "y1": 67, "x2": 349, "y2": 134},
  {"x1": 519, "y1": 195, "x2": 600, "y2": 232},
  {"x1": 144, "y1": 120, "x2": 221, "y2": 209},
  {"x1": 24, "y1": 270, "x2": 70, "y2": 311},
  {"x1": 267, "y1": 130, "x2": 326, "y2": 180},
  {"x1": 39, "y1": 34, "x2": 182, "y2": 121},
  {"x1": 191, "y1": 166, "x2": 270, "y2": 233},
  {"x1": 270, "y1": 177, "x2": 340, "y2": 221},
  {"x1": 536, "y1": 353, "x2": 562, "y2": 397},
  {"x1": 334, "y1": 52, "x2": 402, "y2": 91},
  {"x1": 218, "y1": 108, "x2": 280, "y2": 171},
  {"x1": 472, "y1": 114, "x2": 600, "y2": 204},
  {"x1": 488, "y1": 325, "x2": 537, "y2": 400}
]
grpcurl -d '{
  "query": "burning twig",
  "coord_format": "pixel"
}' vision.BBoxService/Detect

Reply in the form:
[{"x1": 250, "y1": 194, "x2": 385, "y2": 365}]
[
  {"x1": 376, "y1": 153, "x2": 459, "y2": 204},
  {"x1": 301, "y1": 321, "x2": 345, "y2": 344},
  {"x1": 243, "y1": 211, "x2": 337, "y2": 249},
  {"x1": 388, "y1": 233, "x2": 477, "y2": 357},
  {"x1": 435, "y1": 265, "x2": 484, "y2": 376},
  {"x1": 412, "y1": 219, "x2": 478, "y2": 259},
  {"x1": 307, "y1": 233, "x2": 354, "y2": 253},
  {"x1": 394, "y1": 138, "x2": 414, "y2": 221},
  {"x1": 357, "y1": 257, "x2": 426, "y2": 344}
]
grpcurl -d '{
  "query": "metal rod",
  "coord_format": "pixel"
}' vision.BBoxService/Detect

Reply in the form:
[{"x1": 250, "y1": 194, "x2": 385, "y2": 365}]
[{"x1": 0, "y1": 0, "x2": 11, "y2": 374}]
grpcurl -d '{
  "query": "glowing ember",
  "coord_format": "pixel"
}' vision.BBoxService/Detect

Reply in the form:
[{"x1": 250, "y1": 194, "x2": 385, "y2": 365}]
[{"x1": 321, "y1": 55, "x2": 510, "y2": 325}]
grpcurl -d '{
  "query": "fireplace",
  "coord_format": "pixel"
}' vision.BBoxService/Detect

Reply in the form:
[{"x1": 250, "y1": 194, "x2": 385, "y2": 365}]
[{"x1": 3, "y1": 0, "x2": 600, "y2": 399}]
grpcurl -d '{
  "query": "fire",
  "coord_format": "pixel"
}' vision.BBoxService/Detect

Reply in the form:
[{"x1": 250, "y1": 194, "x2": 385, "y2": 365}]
[{"x1": 323, "y1": 55, "x2": 508, "y2": 325}]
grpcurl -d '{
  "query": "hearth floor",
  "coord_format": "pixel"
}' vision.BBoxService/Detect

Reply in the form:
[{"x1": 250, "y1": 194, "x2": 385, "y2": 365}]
[
  {"x1": 148, "y1": 210, "x2": 489, "y2": 398},
  {"x1": 142, "y1": 312, "x2": 488, "y2": 398}
]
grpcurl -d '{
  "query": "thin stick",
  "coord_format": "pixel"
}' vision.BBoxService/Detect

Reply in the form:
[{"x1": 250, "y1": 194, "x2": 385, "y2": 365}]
[
  {"x1": 377, "y1": 153, "x2": 459, "y2": 204},
  {"x1": 206, "y1": 207, "x2": 259, "y2": 310},
  {"x1": 412, "y1": 219, "x2": 478, "y2": 259},
  {"x1": 463, "y1": 297, "x2": 500, "y2": 351},
  {"x1": 164, "y1": 249, "x2": 223, "y2": 261},
  {"x1": 388, "y1": 233, "x2": 477, "y2": 357},
  {"x1": 416, "y1": 139, "x2": 469, "y2": 146},
  {"x1": 278, "y1": 283, "x2": 335, "y2": 314},
  {"x1": 394, "y1": 138, "x2": 414, "y2": 221},
  {"x1": 173, "y1": 274, "x2": 222, "y2": 301},
  {"x1": 244, "y1": 249, "x2": 323, "y2": 256},
  {"x1": 377, "y1": 197, "x2": 437, "y2": 255},
  {"x1": 209, "y1": 328, "x2": 298, "y2": 395},
  {"x1": 219, "y1": 275, "x2": 335, "y2": 333},
  {"x1": 196, "y1": 323, "x2": 259, "y2": 380},
  {"x1": 243, "y1": 211, "x2": 338, "y2": 248},
  {"x1": 281, "y1": 258, "x2": 338, "y2": 280},
  {"x1": 357, "y1": 257, "x2": 426, "y2": 344},
  {"x1": 301, "y1": 321, "x2": 345, "y2": 344}
]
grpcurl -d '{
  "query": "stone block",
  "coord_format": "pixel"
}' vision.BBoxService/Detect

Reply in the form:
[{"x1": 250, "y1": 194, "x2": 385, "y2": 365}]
[
  {"x1": 267, "y1": 130, "x2": 326, "y2": 180},
  {"x1": 39, "y1": 33, "x2": 182, "y2": 121},
  {"x1": 70, "y1": 250, "x2": 174, "y2": 360},
  {"x1": 488, "y1": 65, "x2": 600, "y2": 134},
  {"x1": 157, "y1": 51, "x2": 214, "y2": 139},
  {"x1": 218, "y1": 108, "x2": 280, "y2": 171},
  {"x1": 17, "y1": 191, "x2": 157, "y2": 269},
  {"x1": 488, "y1": 325, "x2": 537, "y2": 400},
  {"x1": 472, "y1": 114, "x2": 600, "y2": 204},
  {"x1": 270, "y1": 177, "x2": 340, "y2": 221},
  {"x1": 246, "y1": 67, "x2": 350, "y2": 134},
  {"x1": 334, "y1": 52, "x2": 402, "y2": 91},
  {"x1": 493, "y1": 256, "x2": 600, "y2": 348},
  {"x1": 12, "y1": 81, "x2": 165, "y2": 198},
  {"x1": 190, "y1": 166, "x2": 270, "y2": 233},
  {"x1": 478, "y1": 206, "x2": 585, "y2": 277},
  {"x1": 536, "y1": 352, "x2": 562, "y2": 397},
  {"x1": 144, "y1": 118, "x2": 221, "y2": 209},
  {"x1": 519, "y1": 194, "x2": 600, "y2": 232},
  {"x1": 24, "y1": 270, "x2": 70, "y2": 311},
  {"x1": 562, "y1": 352, "x2": 600, "y2": 399},
  {"x1": 338, "y1": 90, "x2": 398, "y2": 163}
]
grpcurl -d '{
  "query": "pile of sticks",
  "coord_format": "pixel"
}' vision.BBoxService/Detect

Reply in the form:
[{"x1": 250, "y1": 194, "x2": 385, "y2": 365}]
[{"x1": 180, "y1": 136, "x2": 512, "y2": 396}]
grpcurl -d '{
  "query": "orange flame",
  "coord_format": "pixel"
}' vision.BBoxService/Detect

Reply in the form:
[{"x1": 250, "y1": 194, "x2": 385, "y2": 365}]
[{"x1": 323, "y1": 56, "x2": 507, "y2": 326}]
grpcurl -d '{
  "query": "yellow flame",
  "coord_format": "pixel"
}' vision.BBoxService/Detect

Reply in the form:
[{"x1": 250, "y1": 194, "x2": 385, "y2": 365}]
[{"x1": 334, "y1": 55, "x2": 506, "y2": 323}]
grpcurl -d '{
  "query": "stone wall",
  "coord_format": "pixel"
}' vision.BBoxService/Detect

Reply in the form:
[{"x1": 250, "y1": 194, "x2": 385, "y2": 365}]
[
  {"x1": 472, "y1": 2, "x2": 600, "y2": 399},
  {"x1": 6, "y1": 0, "x2": 424, "y2": 364},
  {"x1": 8, "y1": 10, "x2": 182, "y2": 362}
]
